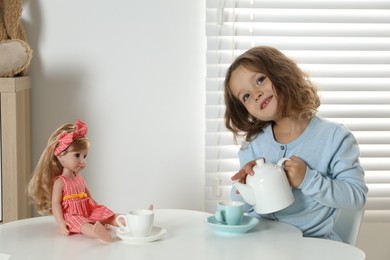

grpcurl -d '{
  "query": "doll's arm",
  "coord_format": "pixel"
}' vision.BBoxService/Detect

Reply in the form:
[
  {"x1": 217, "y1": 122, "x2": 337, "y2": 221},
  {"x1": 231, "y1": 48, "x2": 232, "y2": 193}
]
[
  {"x1": 52, "y1": 179, "x2": 70, "y2": 235},
  {"x1": 85, "y1": 186, "x2": 92, "y2": 197},
  {"x1": 85, "y1": 186, "x2": 98, "y2": 204}
]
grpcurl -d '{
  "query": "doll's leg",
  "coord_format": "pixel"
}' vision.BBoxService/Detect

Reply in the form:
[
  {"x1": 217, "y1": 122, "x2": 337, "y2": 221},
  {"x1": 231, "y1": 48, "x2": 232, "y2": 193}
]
[
  {"x1": 80, "y1": 222, "x2": 112, "y2": 242},
  {"x1": 104, "y1": 205, "x2": 153, "y2": 227},
  {"x1": 93, "y1": 222, "x2": 113, "y2": 242},
  {"x1": 104, "y1": 214, "x2": 118, "y2": 227}
]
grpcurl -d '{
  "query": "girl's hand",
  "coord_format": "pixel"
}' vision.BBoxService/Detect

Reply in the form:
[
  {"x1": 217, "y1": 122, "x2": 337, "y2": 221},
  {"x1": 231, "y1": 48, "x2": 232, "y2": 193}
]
[
  {"x1": 284, "y1": 156, "x2": 307, "y2": 188},
  {"x1": 231, "y1": 160, "x2": 257, "y2": 194},
  {"x1": 231, "y1": 160, "x2": 257, "y2": 183},
  {"x1": 58, "y1": 220, "x2": 70, "y2": 236}
]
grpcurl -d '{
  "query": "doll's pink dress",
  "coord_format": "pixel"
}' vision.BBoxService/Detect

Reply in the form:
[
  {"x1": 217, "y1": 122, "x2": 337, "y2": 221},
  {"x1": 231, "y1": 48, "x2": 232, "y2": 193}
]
[{"x1": 56, "y1": 175, "x2": 114, "y2": 233}]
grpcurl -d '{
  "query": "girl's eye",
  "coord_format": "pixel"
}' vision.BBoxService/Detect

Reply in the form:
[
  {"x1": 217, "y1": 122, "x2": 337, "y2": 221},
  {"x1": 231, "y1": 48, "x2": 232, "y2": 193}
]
[
  {"x1": 242, "y1": 93, "x2": 250, "y2": 102},
  {"x1": 256, "y1": 76, "x2": 266, "y2": 86},
  {"x1": 84, "y1": 154, "x2": 88, "y2": 159},
  {"x1": 75, "y1": 153, "x2": 80, "y2": 158}
]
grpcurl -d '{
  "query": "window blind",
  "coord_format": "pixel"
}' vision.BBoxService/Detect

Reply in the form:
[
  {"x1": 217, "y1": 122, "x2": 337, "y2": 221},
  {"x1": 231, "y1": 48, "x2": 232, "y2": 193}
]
[{"x1": 205, "y1": 0, "x2": 390, "y2": 223}]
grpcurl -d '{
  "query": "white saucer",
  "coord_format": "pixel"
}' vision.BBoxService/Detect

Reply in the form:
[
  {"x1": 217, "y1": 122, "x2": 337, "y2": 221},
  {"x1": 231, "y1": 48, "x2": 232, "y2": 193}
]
[
  {"x1": 205, "y1": 215, "x2": 259, "y2": 234},
  {"x1": 116, "y1": 226, "x2": 167, "y2": 244}
]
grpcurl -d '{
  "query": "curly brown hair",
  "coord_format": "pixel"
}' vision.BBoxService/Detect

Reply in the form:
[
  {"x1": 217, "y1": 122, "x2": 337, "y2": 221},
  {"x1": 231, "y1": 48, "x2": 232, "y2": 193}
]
[{"x1": 224, "y1": 46, "x2": 320, "y2": 141}]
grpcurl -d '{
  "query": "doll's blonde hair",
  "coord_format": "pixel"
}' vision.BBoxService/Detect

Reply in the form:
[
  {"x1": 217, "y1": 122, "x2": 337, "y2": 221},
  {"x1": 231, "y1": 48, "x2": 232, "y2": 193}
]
[{"x1": 27, "y1": 123, "x2": 90, "y2": 215}]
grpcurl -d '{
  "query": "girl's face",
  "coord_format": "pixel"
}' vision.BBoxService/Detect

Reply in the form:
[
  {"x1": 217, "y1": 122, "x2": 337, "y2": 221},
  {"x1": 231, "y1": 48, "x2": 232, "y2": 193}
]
[
  {"x1": 57, "y1": 149, "x2": 88, "y2": 175},
  {"x1": 229, "y1": 65, "x2": 279, "y2": 122}
]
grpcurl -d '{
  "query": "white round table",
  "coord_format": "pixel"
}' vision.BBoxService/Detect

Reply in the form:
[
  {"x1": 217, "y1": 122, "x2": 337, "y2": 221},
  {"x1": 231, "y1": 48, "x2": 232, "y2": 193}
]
[{"x1": 0, "y1": 209, "x2": 365, "y2": 260}]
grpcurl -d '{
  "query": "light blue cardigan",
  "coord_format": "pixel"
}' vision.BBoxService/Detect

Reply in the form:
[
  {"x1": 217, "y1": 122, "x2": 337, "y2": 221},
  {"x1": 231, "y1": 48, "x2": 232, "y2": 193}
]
[{"x1": 231, "y1": 116, "x2": 368, "y2": 241}]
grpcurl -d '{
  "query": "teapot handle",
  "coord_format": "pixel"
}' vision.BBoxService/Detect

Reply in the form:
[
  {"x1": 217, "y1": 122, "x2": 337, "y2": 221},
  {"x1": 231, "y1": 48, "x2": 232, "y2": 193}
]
[{"x1": 277, "y1": 158, "x2": 290, "y2": 167}]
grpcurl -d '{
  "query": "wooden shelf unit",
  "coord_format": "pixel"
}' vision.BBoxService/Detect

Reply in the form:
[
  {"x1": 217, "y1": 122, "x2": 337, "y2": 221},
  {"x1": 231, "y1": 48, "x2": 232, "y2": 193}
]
[{"x1": 0, "y1": 77, "x2": 32, "y2": 223}]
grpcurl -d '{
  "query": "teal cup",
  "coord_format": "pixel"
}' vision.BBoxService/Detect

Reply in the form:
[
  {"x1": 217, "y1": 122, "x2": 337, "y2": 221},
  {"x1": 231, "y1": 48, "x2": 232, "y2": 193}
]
[{"x1": 214, "y1": 201, "x2": 244, "y2": 225}]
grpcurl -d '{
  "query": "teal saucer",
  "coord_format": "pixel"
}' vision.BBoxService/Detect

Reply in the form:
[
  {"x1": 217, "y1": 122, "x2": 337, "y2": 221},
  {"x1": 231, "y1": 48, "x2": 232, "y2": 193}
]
[{"x1": 205, "y1": 215, "x2": 259, "y2": 234}]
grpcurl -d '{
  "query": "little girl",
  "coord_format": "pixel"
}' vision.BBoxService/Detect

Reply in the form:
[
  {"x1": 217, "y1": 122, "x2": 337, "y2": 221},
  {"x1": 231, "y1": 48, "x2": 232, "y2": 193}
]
[
  {"x1": 224, "y1": 46, "x2": 368, "y2": 241},
  {"x1": 28, "y1": 119, "x2": 117, "y2": 242}
]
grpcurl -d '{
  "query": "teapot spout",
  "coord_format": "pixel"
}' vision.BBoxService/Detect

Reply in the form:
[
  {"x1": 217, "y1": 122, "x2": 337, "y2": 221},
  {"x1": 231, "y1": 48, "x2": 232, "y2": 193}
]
[{"x1": 233, "y1": 182, "x2": 256, "y2": 206}]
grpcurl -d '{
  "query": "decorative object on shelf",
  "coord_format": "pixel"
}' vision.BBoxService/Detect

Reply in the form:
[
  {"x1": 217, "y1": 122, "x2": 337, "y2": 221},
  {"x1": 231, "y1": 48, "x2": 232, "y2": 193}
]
[{"x1": 0, "y1": 0, "x2": 32, "y2": 77}]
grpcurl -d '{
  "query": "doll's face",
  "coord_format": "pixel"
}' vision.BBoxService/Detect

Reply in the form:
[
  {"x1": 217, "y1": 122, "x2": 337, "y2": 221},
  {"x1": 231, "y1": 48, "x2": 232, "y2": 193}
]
[
  {"x1": 229, "y1": 65, "x2": 279, "y2": 122},
  {"x1": 57, "y1": 149, "x2": 88, "y2": 175}
]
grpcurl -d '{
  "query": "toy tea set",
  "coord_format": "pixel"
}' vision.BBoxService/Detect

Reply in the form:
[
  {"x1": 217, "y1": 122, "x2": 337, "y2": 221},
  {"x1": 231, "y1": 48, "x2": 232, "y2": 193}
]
[
  {"x1": 206, "y1": 158, "x2": 295, "y2": 234},
  {"x1": 115, "y1": 158, "x2": 294, "y2": 241},
  {"x1": 115, "y1": 209, "x2": 167, "y2": 243}
]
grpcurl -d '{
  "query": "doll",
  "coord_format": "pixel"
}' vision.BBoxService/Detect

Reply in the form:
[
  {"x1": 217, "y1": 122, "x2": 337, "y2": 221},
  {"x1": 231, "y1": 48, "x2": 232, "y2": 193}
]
[{"x1": 28, "y1": 119, "x2": 117, "y2": 242}]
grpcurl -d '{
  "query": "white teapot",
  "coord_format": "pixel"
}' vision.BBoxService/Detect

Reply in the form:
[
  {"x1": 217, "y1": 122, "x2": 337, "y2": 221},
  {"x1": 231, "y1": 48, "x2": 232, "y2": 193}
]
[{"x1": 233, "y1": 158, "x2": 294, "y2": 214}]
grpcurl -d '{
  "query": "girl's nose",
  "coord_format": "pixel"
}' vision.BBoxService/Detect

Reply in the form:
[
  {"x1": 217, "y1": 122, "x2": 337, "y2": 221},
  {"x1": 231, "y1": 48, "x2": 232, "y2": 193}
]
[{"x1": 255, "y1": 91, "x2": 263, "y2": 101}]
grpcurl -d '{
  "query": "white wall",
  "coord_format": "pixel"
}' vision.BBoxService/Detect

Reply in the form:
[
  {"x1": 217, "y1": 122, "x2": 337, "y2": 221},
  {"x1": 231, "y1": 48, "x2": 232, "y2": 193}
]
[{"x1": 23, "y1": 0, "x2": 205, "y2": 213}]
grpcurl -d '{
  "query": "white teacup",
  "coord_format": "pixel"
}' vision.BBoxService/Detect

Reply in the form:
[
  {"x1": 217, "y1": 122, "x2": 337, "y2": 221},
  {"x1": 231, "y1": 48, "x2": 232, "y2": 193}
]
[
  {"x1": 116, "y1": 209, "x2": 154, "y2": 237},
  {"x1": 215, "y1": 201, "x2": 244, "y2": 225}
]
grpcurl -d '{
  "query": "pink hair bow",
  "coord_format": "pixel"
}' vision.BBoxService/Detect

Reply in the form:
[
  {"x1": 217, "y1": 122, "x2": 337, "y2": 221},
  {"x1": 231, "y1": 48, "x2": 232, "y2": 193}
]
[{"x1": 54, "y1": 119, "x2": 88, "y2": 156}]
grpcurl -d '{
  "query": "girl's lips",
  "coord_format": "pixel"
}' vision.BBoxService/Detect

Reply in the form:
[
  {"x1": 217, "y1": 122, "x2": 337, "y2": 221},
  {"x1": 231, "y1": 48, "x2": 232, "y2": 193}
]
[{"x1": 260, "y1": 96, "x2": 272, "y2": 109}]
